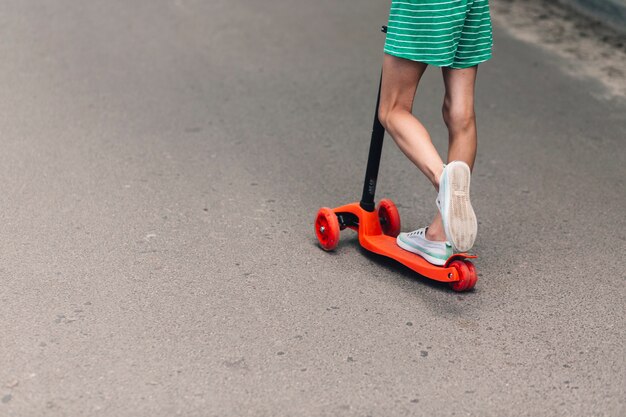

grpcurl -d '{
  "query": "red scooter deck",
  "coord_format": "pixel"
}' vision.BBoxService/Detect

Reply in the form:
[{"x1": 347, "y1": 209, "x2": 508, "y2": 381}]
[
  {"x1": 361, "y1": 234, "x2": 476, "y2": 283},
  {"x1": 315, "y1": 201, "x2": 478, "y2": 291},
  {"x1": 333, "y1": 202, "x2": 475, "y2": 283}
]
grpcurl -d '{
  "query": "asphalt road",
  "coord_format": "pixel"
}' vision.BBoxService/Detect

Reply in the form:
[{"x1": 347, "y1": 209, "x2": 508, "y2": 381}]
[{"x1": 1, "y1": 1, "x2": 625, "y2": 416}]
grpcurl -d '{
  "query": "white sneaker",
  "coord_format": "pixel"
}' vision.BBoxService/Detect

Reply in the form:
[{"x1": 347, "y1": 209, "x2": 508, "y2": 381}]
[
  {"x1": 436, "y1": 161, "x2": 477, "y2": 252},
  {"x1": 397, "y1": 228, "x2": 453, "y2": 266}
]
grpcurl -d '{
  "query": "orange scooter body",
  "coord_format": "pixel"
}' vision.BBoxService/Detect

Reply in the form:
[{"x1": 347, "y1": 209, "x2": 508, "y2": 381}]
[
  {"x1": 334, "y1": 202, "x2": 475, "y2": 284},
  {"x1": 315, "y1": 201, "x2": 478, "y2": 291}
]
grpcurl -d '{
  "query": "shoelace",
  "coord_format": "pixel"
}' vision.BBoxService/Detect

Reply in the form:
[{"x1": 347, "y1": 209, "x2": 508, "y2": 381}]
[{"x1": 407, "y1": 229, "x2": 425, "y2": 238}]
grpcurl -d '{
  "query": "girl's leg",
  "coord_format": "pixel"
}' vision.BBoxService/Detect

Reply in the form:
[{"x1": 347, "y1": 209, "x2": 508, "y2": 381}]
[
  {"x1": 426, "y1": 65, "x2": 479, "y2": 242},
  {"x1": 378, "y1": 54, "x2": 444, "y2": 188},
  {"x1": 442, "y1": 66, "x2": 478, "y2": 168}
]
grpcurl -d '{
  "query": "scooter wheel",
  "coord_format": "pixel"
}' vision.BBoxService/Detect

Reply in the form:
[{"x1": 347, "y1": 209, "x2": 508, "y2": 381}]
[
  {"x1": 464, "y1": 260, "x2": 478, "y2": 290},
  {"x1": 315, "y1": 207, "x2": 340, "y2": 251},
  {"x1": 377, "y1": 199, "x2": 401, "y2": 238},
  {"x1": 449, "y1": 260, "x2": 472, "y2": 292}
]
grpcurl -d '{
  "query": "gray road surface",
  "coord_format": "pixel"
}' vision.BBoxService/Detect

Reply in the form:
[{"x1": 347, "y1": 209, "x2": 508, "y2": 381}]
[{"x1": 1, "y1": 1, "x2": 625, "y2": 416}]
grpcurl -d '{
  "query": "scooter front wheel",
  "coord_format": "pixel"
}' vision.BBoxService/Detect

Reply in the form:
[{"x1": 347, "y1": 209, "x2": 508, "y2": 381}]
[
  {"x1": 315, "y1": 207, "x2": 340, "y2": 251},
  {"x1": 378, "y1": 199, "x2": 401, "y2": 238}
]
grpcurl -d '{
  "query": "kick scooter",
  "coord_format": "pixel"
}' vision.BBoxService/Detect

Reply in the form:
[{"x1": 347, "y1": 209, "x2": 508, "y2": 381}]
[{"x1": 314, "y1": 26, "x2": 478, "y2": 292}]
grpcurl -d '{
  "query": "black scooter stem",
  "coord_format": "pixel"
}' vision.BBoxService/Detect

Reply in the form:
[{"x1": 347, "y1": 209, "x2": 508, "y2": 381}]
[
  {"x1": 359, "y1": 75, "x2": 385, "y2": 212},
  {"x1": 359, "y1": 26, "x2": 388, "y2": 213}
]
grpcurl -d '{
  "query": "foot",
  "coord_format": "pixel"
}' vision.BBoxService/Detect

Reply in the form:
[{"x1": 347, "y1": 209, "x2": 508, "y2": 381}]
[
  {"x1": 396, "y1": 227, "x2": 453, "y2": 266},
  {"x1": 436, "y1": 161, "x2": 477, "y2": 252}
]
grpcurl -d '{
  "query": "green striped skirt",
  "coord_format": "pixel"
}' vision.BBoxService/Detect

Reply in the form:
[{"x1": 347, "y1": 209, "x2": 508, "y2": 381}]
[{"x1": 384, "y1": 0, "x2": 493, "y2": 69}]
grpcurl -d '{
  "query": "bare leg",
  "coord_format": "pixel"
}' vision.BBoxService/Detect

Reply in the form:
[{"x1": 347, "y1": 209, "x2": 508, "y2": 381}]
[
  {"x1": 378, "y1": 54, "x2": 444, "y2": 188},
  {"x1": 426, "y1": 66, "x2": 479, "y2": 242}
]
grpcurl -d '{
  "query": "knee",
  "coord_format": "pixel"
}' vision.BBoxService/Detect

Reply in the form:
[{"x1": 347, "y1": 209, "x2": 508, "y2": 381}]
[
  {"x1": 442, "y1": 100, "x2": 475, "y2": 131},
  {"x1": 378, "y1": 101, "x2": 407, "y2": 132},
  {"x1": 378, "y1": 102, "x2": 391, "y2": 130}
]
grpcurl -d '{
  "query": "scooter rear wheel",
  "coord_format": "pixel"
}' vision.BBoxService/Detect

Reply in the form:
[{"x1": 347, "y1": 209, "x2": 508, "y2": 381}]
[
  {"x1": 377, "y1": 199, "x2": 401, "y2": 238},
  {"x1": 315, "y1": 207, "x2": 340, "y2": 251},
  {"x1": 449, "y1": 260, "x2": 472, "y2": 292},
  {"x1": 464, "y1": 260, "x2": 478, "y2": 290}
]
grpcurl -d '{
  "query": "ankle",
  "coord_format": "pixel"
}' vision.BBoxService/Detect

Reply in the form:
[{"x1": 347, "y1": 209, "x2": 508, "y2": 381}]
[
  {"x1": 425, "y1": 227, "x2": 446, "y2": 242},
  {"x1": 431, "y1": 165, "x2": 444, "y2": 191}
]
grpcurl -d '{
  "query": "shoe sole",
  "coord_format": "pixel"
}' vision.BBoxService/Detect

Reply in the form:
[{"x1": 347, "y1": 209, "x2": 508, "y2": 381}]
[
  {"x1": 441, "y1": 162, "x2": 477, "y2": 252},
  {"x1": 396, "y1": 236, "x2": 447, "y2": 266}
]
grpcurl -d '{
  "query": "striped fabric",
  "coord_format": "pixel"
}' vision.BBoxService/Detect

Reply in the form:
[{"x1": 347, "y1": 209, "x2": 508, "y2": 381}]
[{"x1": 384, "y1": 0, "x2": 493, "y2": 69}]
